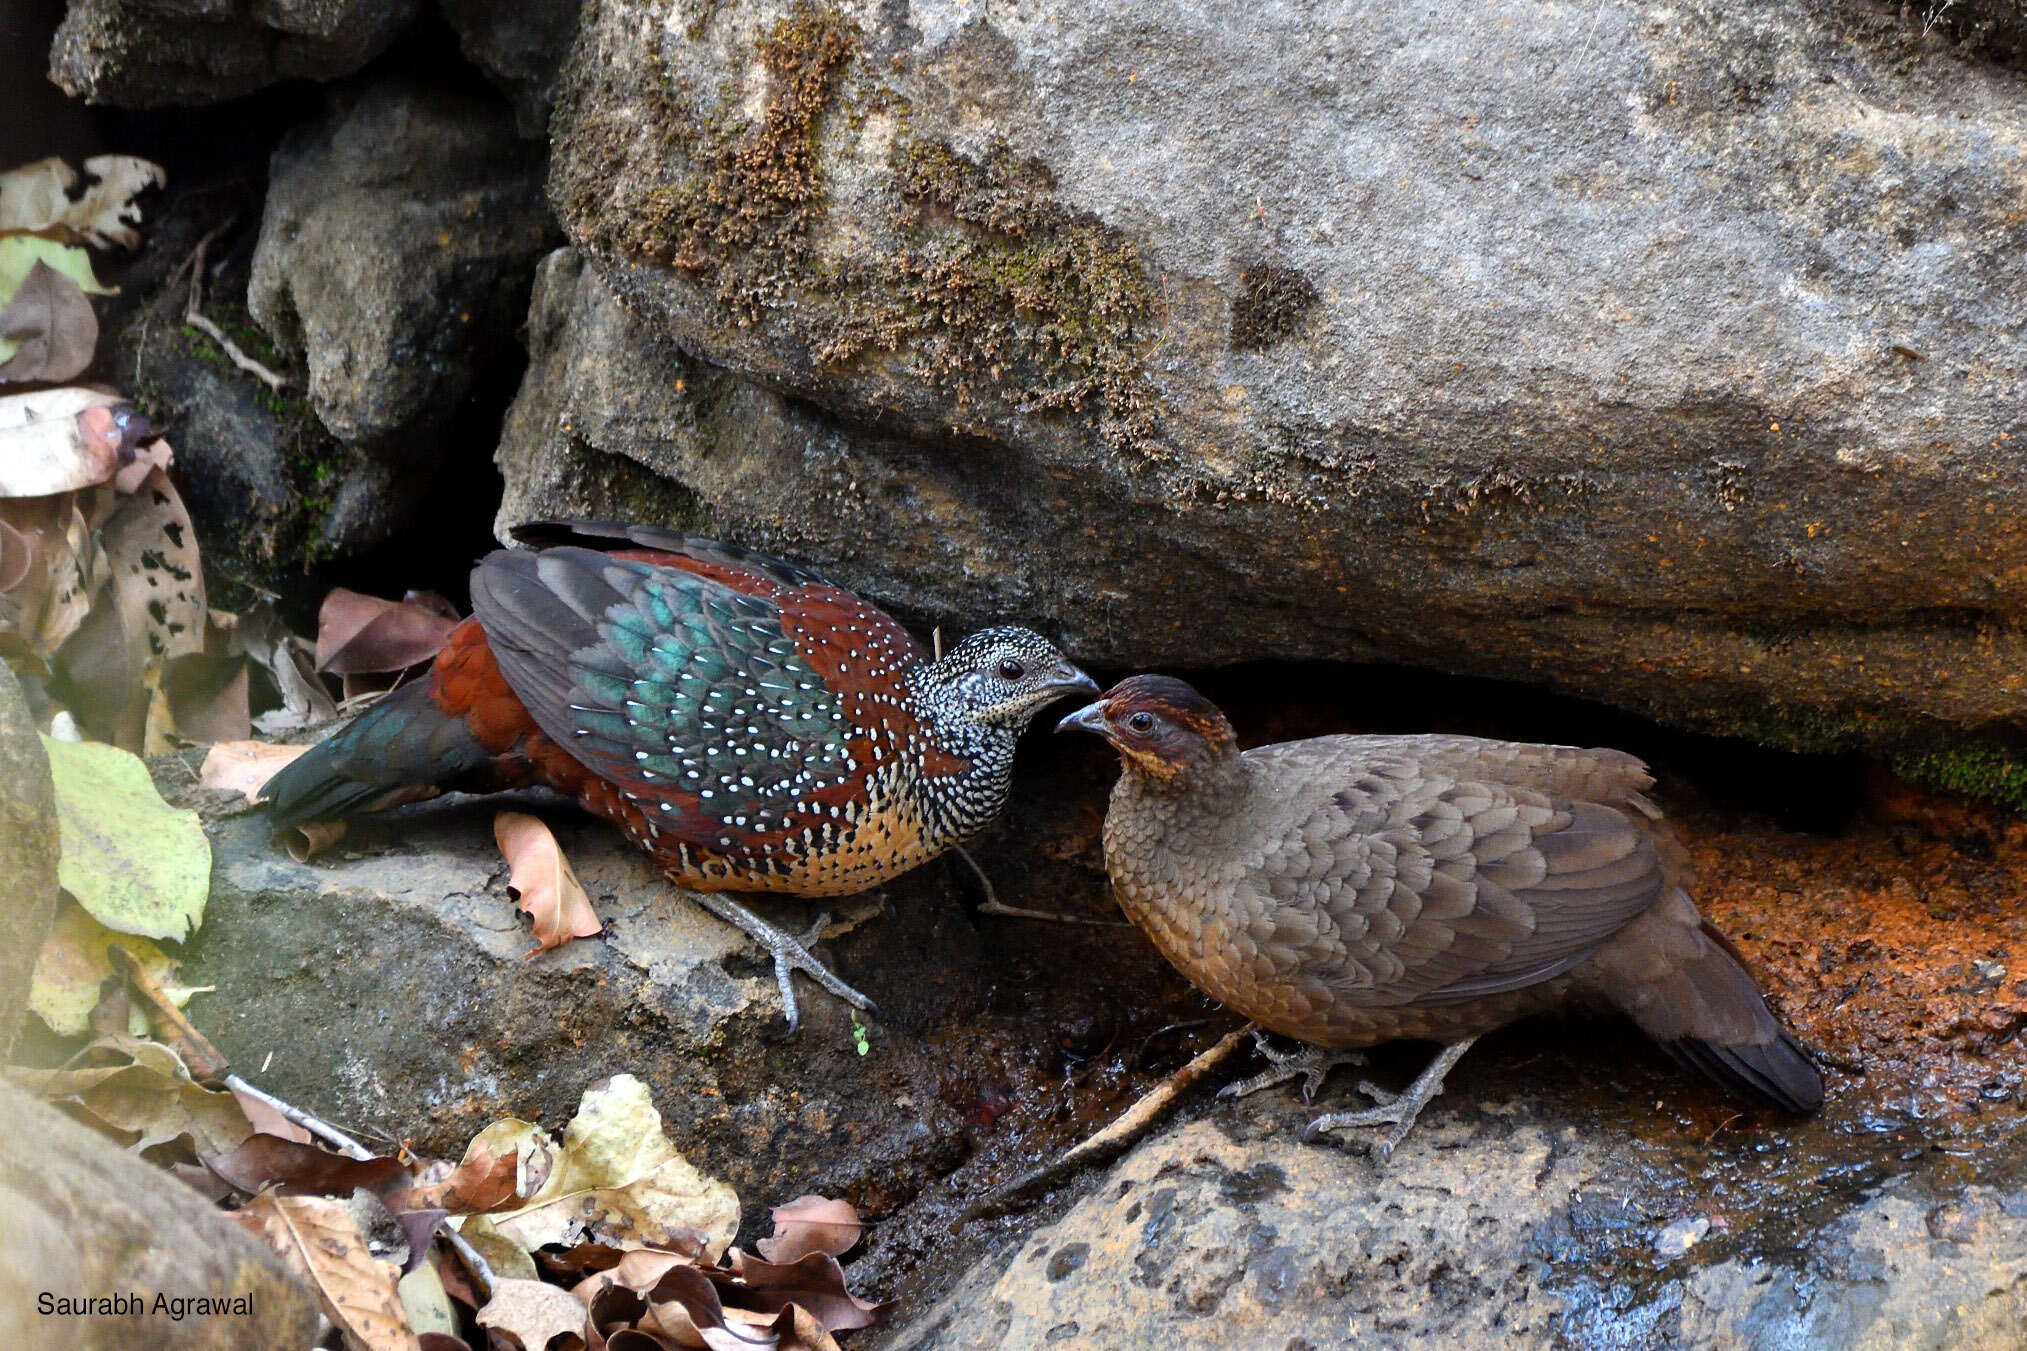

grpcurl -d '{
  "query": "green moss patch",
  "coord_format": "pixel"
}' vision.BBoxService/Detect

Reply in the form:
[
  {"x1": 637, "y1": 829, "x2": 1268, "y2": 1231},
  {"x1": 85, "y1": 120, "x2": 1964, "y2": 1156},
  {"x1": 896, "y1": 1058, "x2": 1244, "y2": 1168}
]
[
  {"x1": 830, "y1": 137, "x2": 1160, "y2": 450},
  {"x1": 556, "y1": 3, "x2": 1162, "y2": 453},
  {"x1": 1892, "y1": 746, "x2": 2027, "y2": 816}
]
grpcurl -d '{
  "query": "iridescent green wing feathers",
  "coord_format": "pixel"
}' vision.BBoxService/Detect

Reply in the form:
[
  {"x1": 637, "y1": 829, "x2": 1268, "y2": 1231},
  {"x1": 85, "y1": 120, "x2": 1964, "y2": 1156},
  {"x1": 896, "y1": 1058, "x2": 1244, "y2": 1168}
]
[{"x1": 471, "y1": 546, "x2": 881, "y2": 844}]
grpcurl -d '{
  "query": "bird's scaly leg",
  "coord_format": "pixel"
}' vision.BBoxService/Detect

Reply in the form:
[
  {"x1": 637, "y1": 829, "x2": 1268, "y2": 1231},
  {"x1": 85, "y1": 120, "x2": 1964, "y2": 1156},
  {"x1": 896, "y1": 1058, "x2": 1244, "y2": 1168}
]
[
  {"x1": 1219, "y1": 1028, "x2": 1368, "y2": 1102},
  {"x1": 1303, "y1": 1036, "x2": 1479, "y2": 1161},
  {"x1": 689, "y1": 892, "x2": 877, "y2": 1033}
]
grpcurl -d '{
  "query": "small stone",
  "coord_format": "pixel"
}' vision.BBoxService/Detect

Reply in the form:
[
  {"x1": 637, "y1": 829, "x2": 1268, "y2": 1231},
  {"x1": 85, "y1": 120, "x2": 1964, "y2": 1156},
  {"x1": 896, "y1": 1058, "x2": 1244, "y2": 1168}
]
[{"x1": 1654, "y1": 1216, "x2": 1712, "y2": 1260}]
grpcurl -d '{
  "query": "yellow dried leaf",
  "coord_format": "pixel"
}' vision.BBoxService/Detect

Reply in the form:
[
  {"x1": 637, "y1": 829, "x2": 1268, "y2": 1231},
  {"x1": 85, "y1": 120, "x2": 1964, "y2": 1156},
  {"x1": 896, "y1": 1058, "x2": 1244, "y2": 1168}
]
[
  {"x1": 480, "y1": 1074, "x2": 740, "y2": 1260},
  {"x1": 239, "y1": 1191, "x2": 418, "y2": 1351}
]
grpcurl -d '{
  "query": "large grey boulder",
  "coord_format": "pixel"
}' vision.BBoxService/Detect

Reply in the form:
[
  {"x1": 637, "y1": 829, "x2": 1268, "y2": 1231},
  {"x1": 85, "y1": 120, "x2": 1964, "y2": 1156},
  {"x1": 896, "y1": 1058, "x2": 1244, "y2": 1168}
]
[
  {"x1": 439, "y1": 0, "x2": 582, "y2": 137},
  {"x1": 889, "y1": 1103, "x2": 2027, "y2": 1350},
  {"x1": 0, "y1": 1081, "x2": 323, "y2": 1349},
  {"x1": 249, "y1": 80, "x2": 558, "y2": 552},
  {"x1": 495, "y1": 248, "x2": 963, "y2": 627},
  {"x1": 49, "y1": 0, "x2": 419, "y2": 106},
  {"x1": 521, "y1": 0, "x2": 2027, "y2": 757}
]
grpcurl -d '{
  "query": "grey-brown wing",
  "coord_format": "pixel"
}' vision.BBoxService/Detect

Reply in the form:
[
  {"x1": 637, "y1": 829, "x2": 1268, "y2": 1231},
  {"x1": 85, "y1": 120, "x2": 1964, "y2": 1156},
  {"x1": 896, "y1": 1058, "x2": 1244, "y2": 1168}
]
[
  {"x1": 1242, "y1": 742, "x2": 1667, "y2": 1009},
  {"x1": 1337, "y1": 734, "x2": 1659, "y2": 816}
]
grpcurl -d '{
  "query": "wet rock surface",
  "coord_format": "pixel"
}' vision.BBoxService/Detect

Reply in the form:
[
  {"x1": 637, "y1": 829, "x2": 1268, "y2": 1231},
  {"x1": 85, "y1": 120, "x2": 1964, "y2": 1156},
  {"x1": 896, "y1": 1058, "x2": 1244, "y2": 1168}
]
[
  {"x1": 524, "y1": 0, "x2": 2027, "y2": 761},
  {"x1": 889, "y1": 1100, "x2": 2027, "y2": 1350},
  {"x1": 248, "y1": 78, "x2": 558, "y2": 553},
  {"x1": 50, "y1": 0, "x2": 421, "y2": 106}
]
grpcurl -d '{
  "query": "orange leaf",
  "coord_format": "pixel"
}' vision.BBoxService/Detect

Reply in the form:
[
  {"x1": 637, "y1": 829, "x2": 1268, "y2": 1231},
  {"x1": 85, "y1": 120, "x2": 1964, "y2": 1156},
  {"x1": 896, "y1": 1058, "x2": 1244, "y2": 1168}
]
[
  {"x1": 397, "y1": 1139, "x2": 523, "y2": 1215},
  {"x1": 199, "y1": 740, "x2": 309, "y2": 802},
  {"x1": 495, "y1": 811, "x2": 604, "y2": 958}
]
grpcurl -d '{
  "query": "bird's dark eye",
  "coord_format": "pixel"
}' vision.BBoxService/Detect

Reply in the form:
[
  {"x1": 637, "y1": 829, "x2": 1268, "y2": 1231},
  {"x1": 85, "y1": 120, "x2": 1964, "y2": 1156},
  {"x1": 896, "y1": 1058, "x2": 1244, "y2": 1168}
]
[
  {"x1": 997, "y1": 658, "x2": 1025, "y2": 680},
  {"x1": 1127, "y1": 711, "x2": 1156, "y2": 733}
]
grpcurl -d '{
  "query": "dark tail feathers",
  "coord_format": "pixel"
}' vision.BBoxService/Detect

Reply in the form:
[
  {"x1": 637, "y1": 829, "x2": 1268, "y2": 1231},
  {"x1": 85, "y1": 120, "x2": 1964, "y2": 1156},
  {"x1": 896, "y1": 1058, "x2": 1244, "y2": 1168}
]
[
  {"x1": 1664, "y1": 1025, "x2": 1822, "y2": 1114},
  {"x1": 261, "y1": 680, "x2": 492, "y2": 828},
  {"x1": 1660, "y1": 920, "x2": 1823, "y2": 1113}
]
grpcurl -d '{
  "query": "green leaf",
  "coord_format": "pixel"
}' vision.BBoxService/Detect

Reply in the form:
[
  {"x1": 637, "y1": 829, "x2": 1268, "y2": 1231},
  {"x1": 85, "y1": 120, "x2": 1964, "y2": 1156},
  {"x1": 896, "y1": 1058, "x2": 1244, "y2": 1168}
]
[
  {"x1": 0, "y1": 236, "x2": 108, "y2": 366},
  {"x1": 28, "y1": 899, "x2": 199, "y2": 1037},
  {"x1": 40, "y1": 734, "x2": 209, "y2": 940}
]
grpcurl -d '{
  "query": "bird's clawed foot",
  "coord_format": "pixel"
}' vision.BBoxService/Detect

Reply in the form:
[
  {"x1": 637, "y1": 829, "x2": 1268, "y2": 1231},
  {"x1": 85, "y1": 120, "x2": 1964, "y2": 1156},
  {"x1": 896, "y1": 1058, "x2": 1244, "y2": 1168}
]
[
  {"x1": 691, "y1": 893, "x2": 878, "y2": 1034},
  {"x1": 1219, "y1": 1028, "x2": 1367, "y2": 1103},
  {"x1": 1301, "y1": 1036, "x2": 1478, "y2": 1163}
]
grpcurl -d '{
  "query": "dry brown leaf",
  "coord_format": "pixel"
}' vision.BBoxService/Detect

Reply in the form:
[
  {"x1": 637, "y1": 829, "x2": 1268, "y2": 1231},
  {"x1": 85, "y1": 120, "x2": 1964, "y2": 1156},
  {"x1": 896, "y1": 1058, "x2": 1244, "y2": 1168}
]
[
  {"x1": 315, "y1": 587, "x2": 459, "y2": 675},
  {"x1": 200, "y1": 740, "x2": 309, "y2": 802},
  {"x1": 496, "y1": 811, "x2": 604, "y2": 957},
  {"x1": 399, "y1": 1260, "x2": 461, "y2": 1343},
  {"x1": 28, "y1": 900, "x2": 193, "y2": 1037},
  {"x1": 474, "y1": 1277, "x2": 588, "y2": 1351},
  {"x1": 155, "y1": 648, "x2": 251, "y2": 747},
  {"x1": 239, "y1": 1190, "x2": 419, "y2": 1351},
  {"x1": 0, "y1": 260, "x2": 97, "y2": 383},
  {"x1": 723, "y1": 1253, "x2": 882, "y2": 1333},
  {"x1": 207, "y1": 1134, "x2": 411, "y2": 1200},
  {"x1": 241, "y1": 598, "x2": 339, "y2": 735},
  {"x1": 641, "y1": 1267, "x2": 775, "y2": 1351},
  {"x1": 397, "y1": 1138, "x2": 521, "y2": 1214},
  {"x1": 111, "y1": 435, "x2": 171, "y2": 493},
  {"x1": 280, "y1": 818, "x2": 348, "y2": 861},
  {"x1": 754, "y1": 1196, "x2": 863, "y2": 1265},
  {"x1": 23, "y1": 499, "x2": 101, "y2": 661},
  {"x1": 231, "y1": 1083, "x2": 314, "y2": 1144},
  {"x1": 474, "y1": 1075, "x2": 738, "y2": 1258},
  {"x1": 457, "y1": 1216, "x2": 542, "y2": 1283},
  {"x1": 100, "y1": 463, "x2": 204, "y2": 668}
]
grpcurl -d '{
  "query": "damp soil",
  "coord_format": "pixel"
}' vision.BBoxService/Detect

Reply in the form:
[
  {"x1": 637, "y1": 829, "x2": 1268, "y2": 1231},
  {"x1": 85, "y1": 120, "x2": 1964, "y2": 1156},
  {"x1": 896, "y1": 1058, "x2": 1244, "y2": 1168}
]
[{"x1": 838, "y1": 663, "x2": 2027, "y2": 1329}]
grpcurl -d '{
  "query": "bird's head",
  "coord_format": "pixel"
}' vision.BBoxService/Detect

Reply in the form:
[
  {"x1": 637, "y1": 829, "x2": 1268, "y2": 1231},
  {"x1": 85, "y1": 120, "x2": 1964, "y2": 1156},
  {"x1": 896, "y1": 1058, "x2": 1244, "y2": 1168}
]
[
  {"x1": 1056, "y1": 675, "x2": 1238, "y2": 781},
  {"x1": 919, "y1": 626, "x2": 1100, "y2": 731}
]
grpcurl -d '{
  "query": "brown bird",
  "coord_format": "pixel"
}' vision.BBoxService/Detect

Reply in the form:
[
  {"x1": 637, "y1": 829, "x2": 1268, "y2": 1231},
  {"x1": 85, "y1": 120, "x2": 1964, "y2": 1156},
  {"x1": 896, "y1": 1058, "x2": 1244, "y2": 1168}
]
[{"x1": 1060, "y1": 675, "x2": 1822, "y2": 1157}]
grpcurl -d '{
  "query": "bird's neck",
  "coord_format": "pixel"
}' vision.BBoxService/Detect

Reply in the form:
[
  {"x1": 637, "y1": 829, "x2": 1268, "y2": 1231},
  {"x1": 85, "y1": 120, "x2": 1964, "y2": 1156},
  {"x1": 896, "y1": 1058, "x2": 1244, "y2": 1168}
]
[
  {"x1": 901, "y1": 684, "x2": 1020, "y2": 846},
  {"x1": 1111, "y1": 748, "x2": 1253, "y2": 840},
  {"x1": 1104, "y1": 750, "x2": 1255, "y2": 953}
]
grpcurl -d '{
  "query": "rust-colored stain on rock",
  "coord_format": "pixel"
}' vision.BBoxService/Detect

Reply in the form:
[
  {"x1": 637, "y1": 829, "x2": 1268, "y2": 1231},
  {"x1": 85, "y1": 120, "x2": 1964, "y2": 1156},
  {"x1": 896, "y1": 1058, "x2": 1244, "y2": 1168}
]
[{"x1": 1692, "y1": 818, "x2": 2027, "y2": 1116}]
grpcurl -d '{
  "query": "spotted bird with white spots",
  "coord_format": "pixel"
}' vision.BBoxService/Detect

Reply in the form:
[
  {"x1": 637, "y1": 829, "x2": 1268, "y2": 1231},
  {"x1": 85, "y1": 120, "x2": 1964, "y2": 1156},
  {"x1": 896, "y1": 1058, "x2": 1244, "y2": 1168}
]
[{"x1": 262, "y1": 521, "x2": 1099, "y2": 1027}]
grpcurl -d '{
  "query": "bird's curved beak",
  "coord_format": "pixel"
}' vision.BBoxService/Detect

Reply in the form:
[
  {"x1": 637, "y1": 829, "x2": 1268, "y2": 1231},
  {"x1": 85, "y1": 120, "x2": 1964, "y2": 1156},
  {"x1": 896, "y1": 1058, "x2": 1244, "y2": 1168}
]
[
  {"x1": 1041, "y1": 662, "x2": 1101, "y2": 702},
  {"x1": 1056, "y1": 699, "x2": 1109, "y2": 736}
]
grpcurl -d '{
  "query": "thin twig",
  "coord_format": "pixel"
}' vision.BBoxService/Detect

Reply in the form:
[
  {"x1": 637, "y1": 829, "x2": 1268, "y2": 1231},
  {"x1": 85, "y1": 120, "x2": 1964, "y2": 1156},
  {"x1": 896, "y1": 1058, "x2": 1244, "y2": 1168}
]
[
  {"x1": 183, "y1": 311, "x2": 291, "y2": 394},
  {"x1": 222, "y1": 1072, "x2": 498, "y2": 1301},
  {"x1": 958, "y1": 1025, "x2": 1252, "y2": 1224},
  {"x1": 958, "y1": 844, "x2": 1128, "y2": 926},
  {"x1": 222, "y1": 1074, "x2": 372, "y2": 1156},
  {"x1": 182, "y1": 229, "x2": 291, "y2": 395}
]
